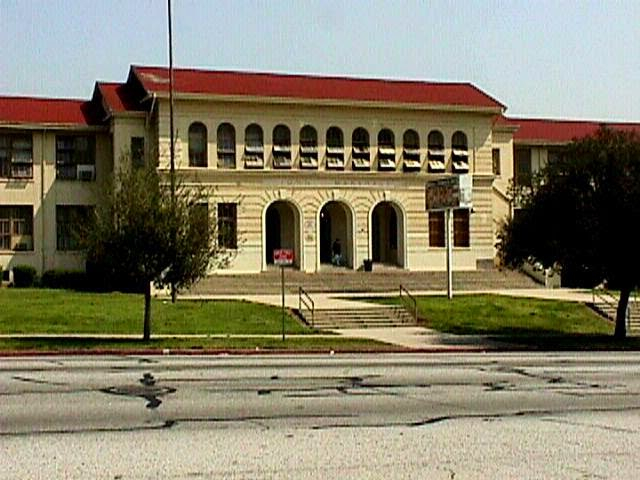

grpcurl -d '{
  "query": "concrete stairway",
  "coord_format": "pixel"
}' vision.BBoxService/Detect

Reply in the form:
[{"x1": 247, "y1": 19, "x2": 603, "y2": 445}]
[
  {"x1": 189, "y1": 268, "x2": 540, "y2": 295},
  {"x1": 590, "y1": 296, "x2": 640, "y2": 334},
  {"x1": 305, "y1": 305, "x2": 416, "y2": 330}
]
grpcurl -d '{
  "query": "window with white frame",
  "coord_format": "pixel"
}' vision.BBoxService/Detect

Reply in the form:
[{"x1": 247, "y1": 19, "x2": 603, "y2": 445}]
[
  {"x1": 514, "y1": 147, "x2": 532, "y2": 186},
  {"x1": 56, "y1": 205, "x2": 91, "y2": 251},
  {"x1": 217, "y1": 123, "x2": 236, "y2": 169},
  {"x1": 352, "y1": 127, "x2": 370, "y2": 170},
  {"x1": 428, "y1": 209, "x2": 470, "y2": 248},
  {"x1": 188, "y1": 122, "x2": 208, "y2": 167},
  {"x1": 272, "y1": 124, "x2": 292, "y2": 169},
  {"x1": 451, "y1": 131, "x2": 469, "y2": 173},
  {"x1": 0, "y1": 206, "x2": 33, "y2": 251},
  {"x1": 402, "y1": 129, "x2": 421, "y2": 171},
  {"x1": 244, "y1": 124, "x2": 264, "y2": 169},
  {"x1": 377, "y1": 129, "x2": 396, "y2": 171},
  {"x1": 427, "y1": 130, "x2": 446, "y2": 173},
  {"x1": 0, "y1": 134, "x2": 33, "y2": 179},
  {"x1": 326, "y1": 126, "x2": 344, "y2": 170},
  {"x1": 56, "y1": 135, "x2": 96, "y2": 180},
  {"x1": 217, "y1": 203, "x2": 237, "y2": 249},
  {"x1": 299, "y1": 125, "x2": 318, "y2": 169},
  {"x1": 492, "y1": 148, "x2": 501, "y2": 176}
]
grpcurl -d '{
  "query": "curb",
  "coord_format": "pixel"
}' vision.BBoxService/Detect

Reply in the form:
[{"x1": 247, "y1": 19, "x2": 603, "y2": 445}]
[{"x1": 0, "y1": 346, "x2": 499, "y2": 357}]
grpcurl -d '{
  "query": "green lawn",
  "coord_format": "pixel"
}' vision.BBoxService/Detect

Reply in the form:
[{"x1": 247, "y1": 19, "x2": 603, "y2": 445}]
[
  {"x1": 373, "y1": 294, "x2": 640, "y2": 349},
  {"x1": 0, "y1": 289, "x2": 312, "y2": 335},
  {"x1": 377, "y1": 294, "x2": 614, "y2": 335}
]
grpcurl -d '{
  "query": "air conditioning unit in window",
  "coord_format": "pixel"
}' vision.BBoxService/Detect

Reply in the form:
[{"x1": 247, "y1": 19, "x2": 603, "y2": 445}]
[{"x1": 77, "y1": 164, "x2": 95, "y2": 181}]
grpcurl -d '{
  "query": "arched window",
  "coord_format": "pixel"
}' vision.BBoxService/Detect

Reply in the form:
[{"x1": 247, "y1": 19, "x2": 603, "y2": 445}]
[
  {"x1": 272, "y1": 124, "x2": 292, "y2": 169},
  {"x1": 377, "y1": 128, "x2": 396, "y2": 171},
  {"x1": 326, "y1": 126, "x2": 344, "y2": 169},
  {"x1": 402, "y1": 129, "x2": 421, "y2": 171},
  {"x1": 217, "y1": 123, "x2": 235, "y2": 169},
  {"x1": 352, "y1": 127, "x2": 370, "y2": 170},
  {"x1": 452, "y1": 131, "x2": 469, "y2": 173},
  {"x1": 188, "y1": 122, "x2": 207, "y2": 167},
  {"x1": 427, "y1": 130, "x2": 445, "y2": 173},
  {"x1": 299, "y1": 125, "x2": 318, "y2": 169},
  {"x1": 244, "y1": 124, "x2": 264, "y2": 169}
]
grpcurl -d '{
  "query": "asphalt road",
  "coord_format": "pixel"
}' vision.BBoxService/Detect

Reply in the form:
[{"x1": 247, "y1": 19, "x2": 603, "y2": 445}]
[{"x1": 1, "y1": 353, "x2": 639, "y2": 479}]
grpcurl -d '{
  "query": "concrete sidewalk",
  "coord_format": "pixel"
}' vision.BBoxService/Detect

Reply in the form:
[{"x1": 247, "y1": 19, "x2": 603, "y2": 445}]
[
  {"x1": 179, "y1": 287, "x2": 594, "y2": 308},
  {"x1": 176, "y1": 288, "x2": 596, "y2": 350}
]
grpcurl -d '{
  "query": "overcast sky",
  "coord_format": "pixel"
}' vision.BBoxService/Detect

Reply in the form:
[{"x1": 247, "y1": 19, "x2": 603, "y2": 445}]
[{"x1": 1, "y1": 0, "x2": 639, "y2": 121}]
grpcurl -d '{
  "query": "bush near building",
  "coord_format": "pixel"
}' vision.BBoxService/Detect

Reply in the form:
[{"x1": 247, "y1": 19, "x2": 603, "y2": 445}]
[{"x1": 12, "y1": 265, "x2": 37, "y2": 288}]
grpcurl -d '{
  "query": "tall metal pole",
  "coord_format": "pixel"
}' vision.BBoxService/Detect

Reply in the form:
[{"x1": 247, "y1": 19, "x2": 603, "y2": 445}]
[
  {"x1": 281, "y1": 266, "x2": 286, "y2": 341},
  {"x1": 167, "y1": 0, "x2": 175, "y2": 192},
  {"x1": 446, "y1": 208, "x2": 453, "y2": 299},
  {"x1": 167, "y1": 0, "x2": 177, "y2": 301}
]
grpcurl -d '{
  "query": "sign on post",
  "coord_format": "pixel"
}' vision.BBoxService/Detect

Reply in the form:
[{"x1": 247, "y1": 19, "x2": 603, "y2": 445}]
[
  {"x1": 273, "y1": 249, "x2": 294, "y2": 266},
  {"x1": 425, "y1": 175, "x2": 473, "y2": 299},
  {"x1": 425, "y1": 174, "x2": 473, "y2": 211},
  {"x1": 273, "y1": 249, "x2": 294, "y2": 341}
]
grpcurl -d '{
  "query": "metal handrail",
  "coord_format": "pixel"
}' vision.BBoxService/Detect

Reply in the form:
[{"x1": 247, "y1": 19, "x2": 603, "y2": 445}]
[
  {"x1": 298, "y1": 286, "x2": 315, "y2": 328},
  {"x1": 591, "y1": 287, "x2": 619, "y2": 317},
  {"x1": 399, "y1": 284, "x2": 418, "y2": 323}
]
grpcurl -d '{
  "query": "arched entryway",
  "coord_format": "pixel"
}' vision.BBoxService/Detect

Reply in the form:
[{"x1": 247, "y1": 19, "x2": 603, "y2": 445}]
[
  {"x1": 371, "y1": 201, "x2": 405, "y2": 267},
  {"x1": 264, "y1": 200, "x2": 301, "y2": 269},
  {"x1": 319, "y1": 201, "x2": 353, "y2": 268}
]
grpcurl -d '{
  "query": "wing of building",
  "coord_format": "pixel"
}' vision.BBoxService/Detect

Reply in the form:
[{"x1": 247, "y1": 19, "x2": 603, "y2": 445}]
[{"x1": 1, "y1": 66, "x2": 639, "y2": 276}]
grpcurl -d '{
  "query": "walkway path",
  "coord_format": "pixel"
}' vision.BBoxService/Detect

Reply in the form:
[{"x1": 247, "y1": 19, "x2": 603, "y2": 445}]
[{"x1": 178, "y1": 288, "x2": 596, "y2": 350}]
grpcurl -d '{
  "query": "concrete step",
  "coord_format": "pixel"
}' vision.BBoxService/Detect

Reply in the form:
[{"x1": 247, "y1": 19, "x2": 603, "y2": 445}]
[
  {"x1": 189, "y1": 268, "x2": 540, "y2": 295},
  {"x1": 591, "y1": 301, "x2": 640, "y2": 333},
  {"x1": 302, "y1": 305, "x2": 416, "y2": 330}
]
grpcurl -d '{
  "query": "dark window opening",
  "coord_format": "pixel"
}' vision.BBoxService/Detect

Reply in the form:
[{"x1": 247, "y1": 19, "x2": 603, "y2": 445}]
[{"x1": 217, "y1": 203, "x2": 237, "y2": 249}]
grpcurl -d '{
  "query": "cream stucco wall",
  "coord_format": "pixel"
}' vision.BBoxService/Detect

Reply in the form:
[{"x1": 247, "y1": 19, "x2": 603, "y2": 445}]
[
  {"x1": 0, "y1": 127, "x2": 111, "y2": 275},
  {"x1": 139, "y1": 97, "x2": 499, "y2": 273}
]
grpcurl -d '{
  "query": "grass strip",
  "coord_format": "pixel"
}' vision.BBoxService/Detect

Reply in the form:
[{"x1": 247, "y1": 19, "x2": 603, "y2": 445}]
[
  {"x1": 0, "y1": 289, "x2": 311, "y2": 335},
  {"x1": 0, "y1": 336, "x2": 396, "y2": 352},
  {"x1": 371, "y1": 294, "x2": 613, "y2": 335}
]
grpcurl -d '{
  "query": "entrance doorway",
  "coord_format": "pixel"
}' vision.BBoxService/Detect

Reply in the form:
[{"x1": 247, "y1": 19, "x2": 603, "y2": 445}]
[
  {"x1": 319, "y1": 201, "x2": 353, "y2": 268},
  {"x1": 264, "y1": 200, "x2": 300, "y2": 268},
  {"x1": 371, "y1": 202, "x2": 404, "y2": 267}
]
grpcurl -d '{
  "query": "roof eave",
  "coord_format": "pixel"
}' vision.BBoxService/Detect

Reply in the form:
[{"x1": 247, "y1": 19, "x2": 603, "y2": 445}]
[
  {"x1": 150, "y1": 90, "x2": 503, "y2": 114},
  {"x1": 0, "y1": 122, "x2": 108, "y2": 131},
  {"x1": 514, "y1": 139, "x2": 570, "y2": 147}
]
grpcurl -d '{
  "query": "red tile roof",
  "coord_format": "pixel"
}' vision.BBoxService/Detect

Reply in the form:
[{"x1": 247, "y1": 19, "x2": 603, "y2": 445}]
[
  {"x1": 131, "y1": 66, "x2": 505, "y2": 110},
  {"x1": 0, "y1": 96, "x2": 95, "y2": 126},
  {"x1": 96, "y1": 82, "x2": 142, "y2": 114},
  {"x1": 510, "y1": 117, "x2": 640, "y2": 143}
]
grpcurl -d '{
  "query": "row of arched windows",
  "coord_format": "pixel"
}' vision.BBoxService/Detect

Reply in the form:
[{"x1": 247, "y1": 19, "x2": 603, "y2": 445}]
[{"x1": 187, "y1": 123, "x2": 469, "y2": 173}]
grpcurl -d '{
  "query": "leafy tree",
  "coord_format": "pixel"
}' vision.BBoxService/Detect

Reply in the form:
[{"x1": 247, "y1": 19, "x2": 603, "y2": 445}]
[
  {"x1": 83, "y1": 164, "x2": 229, "y2": 340},
  {"x1": 498, "y1": 127, "x2": 640, "y2": 339}
]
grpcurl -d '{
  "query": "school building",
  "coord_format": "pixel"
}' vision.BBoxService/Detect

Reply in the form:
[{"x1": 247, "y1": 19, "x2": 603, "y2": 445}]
[{"x1": 1, "y1": 65, "x2": 638, "y2": 276}]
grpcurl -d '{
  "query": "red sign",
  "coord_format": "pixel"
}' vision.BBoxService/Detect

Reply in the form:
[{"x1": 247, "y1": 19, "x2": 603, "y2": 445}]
[{"x1": 273, "y1": 249, "x2": 294, "y2": 266}]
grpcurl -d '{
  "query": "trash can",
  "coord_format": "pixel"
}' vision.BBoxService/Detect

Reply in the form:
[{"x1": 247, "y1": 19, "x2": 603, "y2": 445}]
[{"x1": 363, "y1": 259, "x2": 373, "y2": 272}]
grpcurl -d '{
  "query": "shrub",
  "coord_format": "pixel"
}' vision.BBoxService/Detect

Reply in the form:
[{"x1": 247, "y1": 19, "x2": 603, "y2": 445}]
[
  {"x1": 12, "y1": 265, "x2": 38, "y2": 288},
  {"x1": 41, "y1": 269, "x2": 88, "y2": 290}
]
